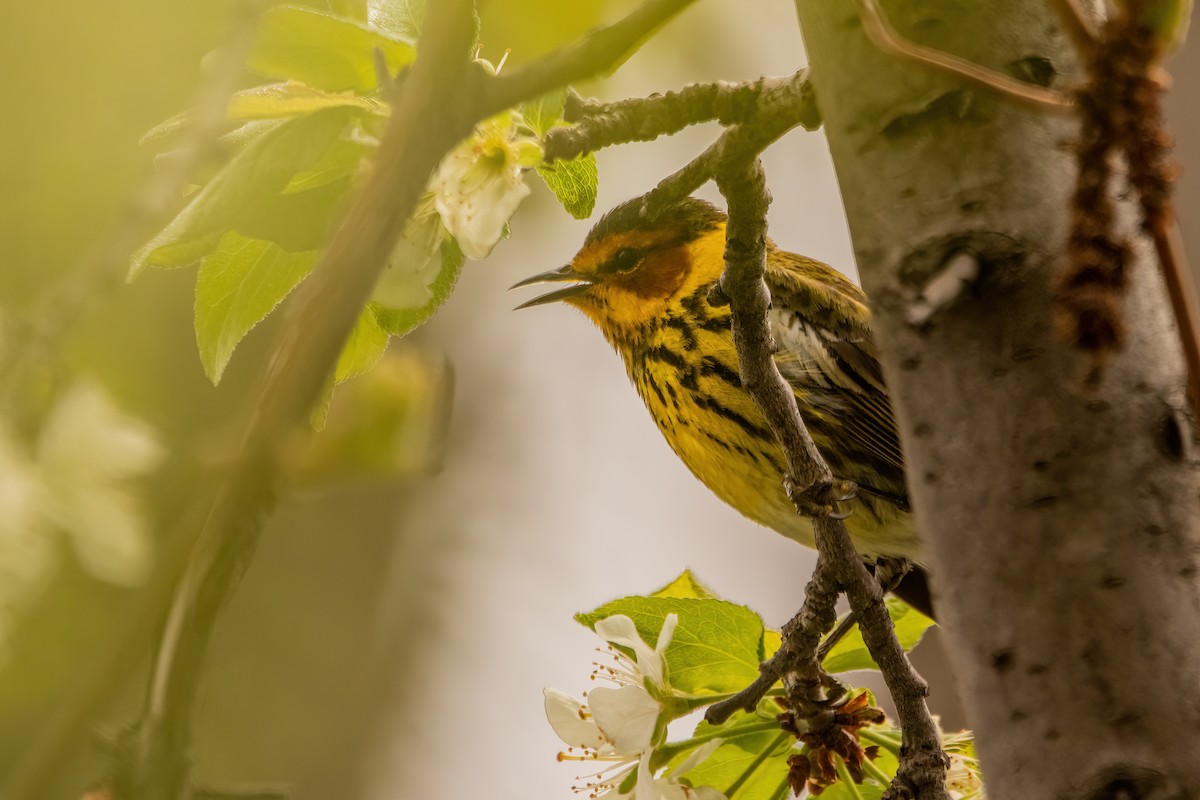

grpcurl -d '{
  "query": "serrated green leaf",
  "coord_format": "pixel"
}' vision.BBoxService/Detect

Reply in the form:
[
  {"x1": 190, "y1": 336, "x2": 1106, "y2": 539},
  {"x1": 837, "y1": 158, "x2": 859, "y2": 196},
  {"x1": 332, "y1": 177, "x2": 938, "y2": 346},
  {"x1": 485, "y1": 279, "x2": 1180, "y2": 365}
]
[
  {"x1": 249, "y1": 5, "x2": 416, "y2": 93},
  {"x1": 821, "y1": 598, "x2": 935, "y2": 674},
  {"x1": 142, "y1": 82, "x2": 384, "y2": 144},
  {"x1": 374, "y1": 237, "x2": 464, "y2": 337},
  {"x1": 651, "y1": 570, "x2": 719, "y2": 600},
  {"x1": 522, "y1": 88, "x2": 567, "y2": 139},
  {"x1": 575, "y1": 596, "x2": 765, "y2": 696},
  {"x1": 537, "y1": 152, "x2": 598, "y2": 219},
  {"x1": 131, "y1": 107, "x2": 354, "y2": 277},
  {"x1": 194, "y1": 232, "x2": 318, "y2": 384},
  {"x1": 335, "y1": 303, "x2": 390, "y2": 383}
]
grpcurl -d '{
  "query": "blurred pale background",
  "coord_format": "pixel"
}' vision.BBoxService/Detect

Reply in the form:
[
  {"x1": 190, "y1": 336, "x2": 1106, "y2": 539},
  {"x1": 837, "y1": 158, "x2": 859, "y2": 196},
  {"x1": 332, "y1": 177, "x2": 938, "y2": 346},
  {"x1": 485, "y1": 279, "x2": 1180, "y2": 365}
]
[{"x1": 0, "y1": 1, "x2": 1196, "y2": 798}]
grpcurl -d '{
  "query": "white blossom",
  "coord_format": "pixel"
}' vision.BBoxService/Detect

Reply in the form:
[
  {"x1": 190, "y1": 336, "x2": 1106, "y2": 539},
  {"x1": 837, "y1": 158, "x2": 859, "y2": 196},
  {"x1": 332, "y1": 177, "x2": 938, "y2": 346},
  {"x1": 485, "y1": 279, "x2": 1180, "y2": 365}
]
[
  {"x1": 0, "y1": 379, "x2": 163, "y2": 656},
  {"x1": 431, "y1": 110, "x2": 540, "y2": 260}
]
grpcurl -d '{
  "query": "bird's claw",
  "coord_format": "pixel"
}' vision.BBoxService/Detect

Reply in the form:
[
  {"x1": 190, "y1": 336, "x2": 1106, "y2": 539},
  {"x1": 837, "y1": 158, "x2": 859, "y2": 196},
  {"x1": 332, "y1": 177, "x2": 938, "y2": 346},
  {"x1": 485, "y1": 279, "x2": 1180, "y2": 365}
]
[{"x1": 784, "y1": 476, "x2": 859, "y2": 520}]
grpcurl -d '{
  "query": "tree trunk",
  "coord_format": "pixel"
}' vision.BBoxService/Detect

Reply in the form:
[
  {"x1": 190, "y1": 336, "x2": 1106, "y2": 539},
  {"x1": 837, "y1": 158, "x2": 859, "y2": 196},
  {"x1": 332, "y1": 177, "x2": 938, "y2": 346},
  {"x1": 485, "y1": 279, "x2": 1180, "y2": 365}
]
[{"x1": 792, "y1": 2, "x2": 1200, "y2": 798}]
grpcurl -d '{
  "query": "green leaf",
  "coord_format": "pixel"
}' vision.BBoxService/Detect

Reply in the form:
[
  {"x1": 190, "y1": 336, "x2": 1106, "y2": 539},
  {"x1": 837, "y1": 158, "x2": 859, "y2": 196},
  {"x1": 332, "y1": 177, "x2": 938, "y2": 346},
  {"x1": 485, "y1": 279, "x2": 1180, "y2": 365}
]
[
  {"x1": 249, "y1": 5, "x2": 416, "y2": 93},
  {"x1": 335, "y1": 303, "x2": 390, "y2": 383},
  {"x1": 142, "y1": 82, "x2": 384, "y2": 144},
  {"x1": 537, "y1": 153, "x2": 598, "y2": 219},
  {"x1": 194, "y1": 232, "x2": 318, "y2": 384},
  {"x1": 131, "y1": 107, "x2": 354, "y2": 277},
  {"x1": 284, "y1": 135, "x2": 371, "y2": 193},
  {"x1": 369, "y1": 0, "x2": 425, "y2": 39},
  {"x1": 676, "y1": 719, "x2": 792, "y2": 800},
  {"x1": 235, "y1": 178, "x2": 353, "y2": 251},
  {"x1": 374, "y1": 237, "x2": 464, "y2": 337},
  {"x1": 651, "y1": 570, "x2": 718, "y2": 601},
  {"x1": 522, "y1": 88, "x2": 567, "y2": 138},
  {"x1": 821, "y1": 598, "x2": 935, "y2": 674},
  {"x1": 575, "y1": 595, "x2": 765, "y2": 697}
]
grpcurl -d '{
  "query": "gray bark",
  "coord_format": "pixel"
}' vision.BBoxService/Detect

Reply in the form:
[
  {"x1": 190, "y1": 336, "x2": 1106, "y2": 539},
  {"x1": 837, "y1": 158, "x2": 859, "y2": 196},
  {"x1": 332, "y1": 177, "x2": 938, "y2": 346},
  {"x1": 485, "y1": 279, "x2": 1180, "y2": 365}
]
[{"x1": 793, "y1": 2, "x2": 1200, "y2": 798}]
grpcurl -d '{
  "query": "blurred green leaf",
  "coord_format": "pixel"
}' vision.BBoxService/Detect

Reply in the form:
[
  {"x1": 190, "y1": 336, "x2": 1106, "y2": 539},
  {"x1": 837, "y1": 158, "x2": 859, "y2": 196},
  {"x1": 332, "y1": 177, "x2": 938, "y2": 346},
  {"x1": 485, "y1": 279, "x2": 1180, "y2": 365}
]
[
  {"x1": 374, "y1": 237, "x2": 464, "y2": 337},
  {"x1": 131, "y1": 107, "x2": 355, "y2": 277},
  {"x1": 249, "y1": 5, "x2": 416, "y2": 93},
  {"x1": 576, "y1": 595, "x2": 765, "y2": 697},
  {"x1": 821, "y1": 598, "x2": 934, "y2": 674},
  {"x1": 194, "y1": 232, "x2": 318, "y2": 384},
  {"x1": 284, "y1": 135, "x2": 371, "y2": 193},
  {"x1": 537, "y1": 153, "x2": 598, "y2": 219},
  {"x1": 142, "y1": 82, "x2": 385, "y2": 144},
  {"x1": 236, "y1": 178, "x2": 353, "y2": 251}
]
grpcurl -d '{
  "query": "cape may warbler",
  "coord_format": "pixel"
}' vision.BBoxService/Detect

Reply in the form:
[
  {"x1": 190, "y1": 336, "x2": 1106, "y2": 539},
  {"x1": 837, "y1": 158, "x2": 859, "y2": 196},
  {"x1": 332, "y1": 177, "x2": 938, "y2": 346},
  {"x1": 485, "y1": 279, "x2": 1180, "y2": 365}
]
[{"x1": 515, "y1": 197, "x2": 930, "y2": 615}]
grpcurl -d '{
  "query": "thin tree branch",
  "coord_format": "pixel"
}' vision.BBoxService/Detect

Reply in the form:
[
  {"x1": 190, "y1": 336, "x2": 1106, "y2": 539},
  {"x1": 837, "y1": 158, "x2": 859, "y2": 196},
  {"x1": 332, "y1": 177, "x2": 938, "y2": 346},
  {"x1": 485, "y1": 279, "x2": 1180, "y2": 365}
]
[
  {"x1": 119, "y1": 2, "x2": 481, "y2": 797},
  {"x1": 543, "y1": 70, "x2": 819, "y2": 164},
  {"x1": 715, "y1": 159, "x2": 949, "y2": 799},
  {"x1": 484, "y1": 0, "x2": 700, "y2": 114}
]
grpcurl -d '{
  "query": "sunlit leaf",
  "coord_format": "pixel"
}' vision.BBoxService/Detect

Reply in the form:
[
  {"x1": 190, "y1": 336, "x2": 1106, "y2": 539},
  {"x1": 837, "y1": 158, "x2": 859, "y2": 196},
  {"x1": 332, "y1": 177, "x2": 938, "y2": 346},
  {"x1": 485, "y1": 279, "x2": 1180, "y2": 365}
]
[
  {"x1": 537, "y1": 153, "x2": 598, "y2": 219},
  {"x1": 249, "y1": 5, "x2": 416, "y2": 93},
  {"x1": 194, "y1": 233, "x2": 317, "y2": 384}
]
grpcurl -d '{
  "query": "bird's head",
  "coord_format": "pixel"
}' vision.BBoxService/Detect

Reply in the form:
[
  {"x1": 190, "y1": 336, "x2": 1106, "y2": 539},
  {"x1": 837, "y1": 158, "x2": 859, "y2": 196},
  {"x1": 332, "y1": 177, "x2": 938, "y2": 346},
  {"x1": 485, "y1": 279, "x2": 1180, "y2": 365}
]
[{"x1": 514, "y1": 197, "x2": 729, "y2": 343}]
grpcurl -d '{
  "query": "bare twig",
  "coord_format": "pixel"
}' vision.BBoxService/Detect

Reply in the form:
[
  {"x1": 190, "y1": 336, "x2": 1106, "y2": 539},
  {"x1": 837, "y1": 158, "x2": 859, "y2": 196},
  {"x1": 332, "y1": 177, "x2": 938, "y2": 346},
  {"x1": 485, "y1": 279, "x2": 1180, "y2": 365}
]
[
  {"x1": 716, "y1": 157, "x2": 948, "y2": 799},
  {"x1": 484, "y1": 0, "x2": 700, "y2": 114},
  {"x1": 543, "y1": 70, "x2": 819, "y2": 164},
  {"x1": 855, "y1": 0, "x2": 1072, "y2": 110}
]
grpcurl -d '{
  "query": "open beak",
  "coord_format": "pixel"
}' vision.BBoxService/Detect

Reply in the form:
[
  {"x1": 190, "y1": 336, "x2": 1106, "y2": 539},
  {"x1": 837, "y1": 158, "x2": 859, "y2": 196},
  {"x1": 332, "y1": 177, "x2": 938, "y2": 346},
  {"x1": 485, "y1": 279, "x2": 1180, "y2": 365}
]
[{"x1": 511, "y1": 264, "x2": 593, "y2": 309}]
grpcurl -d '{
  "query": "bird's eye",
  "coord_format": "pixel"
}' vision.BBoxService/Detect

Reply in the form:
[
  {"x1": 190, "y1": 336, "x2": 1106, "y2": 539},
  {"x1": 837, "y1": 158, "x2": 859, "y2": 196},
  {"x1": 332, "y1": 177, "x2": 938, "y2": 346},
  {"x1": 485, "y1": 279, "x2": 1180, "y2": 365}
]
[{"x1": 612, "y1": 248, "x2": 640, "y2": 273}]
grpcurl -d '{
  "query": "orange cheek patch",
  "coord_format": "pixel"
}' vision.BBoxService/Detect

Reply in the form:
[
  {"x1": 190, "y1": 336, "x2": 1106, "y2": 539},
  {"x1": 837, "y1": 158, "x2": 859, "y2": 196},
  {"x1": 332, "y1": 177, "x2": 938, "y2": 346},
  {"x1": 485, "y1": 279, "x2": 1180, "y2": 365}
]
[{"x1": 613, "y1": 247, "x2": 689, "y2": 301}]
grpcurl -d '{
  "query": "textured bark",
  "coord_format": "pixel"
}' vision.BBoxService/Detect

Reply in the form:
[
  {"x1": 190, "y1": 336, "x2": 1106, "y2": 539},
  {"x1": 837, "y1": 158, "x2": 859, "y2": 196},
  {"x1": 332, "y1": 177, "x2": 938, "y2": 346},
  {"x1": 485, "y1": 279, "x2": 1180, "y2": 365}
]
[{"x1": 793, "y1": 2, "x2": 1200, "y2": 798}]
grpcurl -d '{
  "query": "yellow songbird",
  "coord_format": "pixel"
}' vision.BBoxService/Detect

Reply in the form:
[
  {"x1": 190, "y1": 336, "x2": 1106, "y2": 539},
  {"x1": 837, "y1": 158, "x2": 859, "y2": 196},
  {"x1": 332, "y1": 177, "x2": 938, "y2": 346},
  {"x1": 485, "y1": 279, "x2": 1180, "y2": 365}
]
[{"x1": 515, "y1": 196, "x2": 932, "y2": 616}]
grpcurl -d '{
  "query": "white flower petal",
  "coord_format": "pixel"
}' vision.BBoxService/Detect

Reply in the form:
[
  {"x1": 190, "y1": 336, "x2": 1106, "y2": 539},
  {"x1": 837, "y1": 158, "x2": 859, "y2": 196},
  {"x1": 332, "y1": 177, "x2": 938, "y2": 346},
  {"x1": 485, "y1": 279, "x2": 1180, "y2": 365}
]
[
  {"x1": 543, "y1": 688, "x2": 606, "y2": 750},
  {"x1": 589, "y1": 685, "x2": 660, "y2": 754},
  {"x1": 596, "y1": 614, "x2": 667, "y2": 689},
  {"x1": 38, "y1": 381, "x2": 164, "y2": 480},
  {"x1": 54, "y1": 485, "x2": 151, "y2": 585}
]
